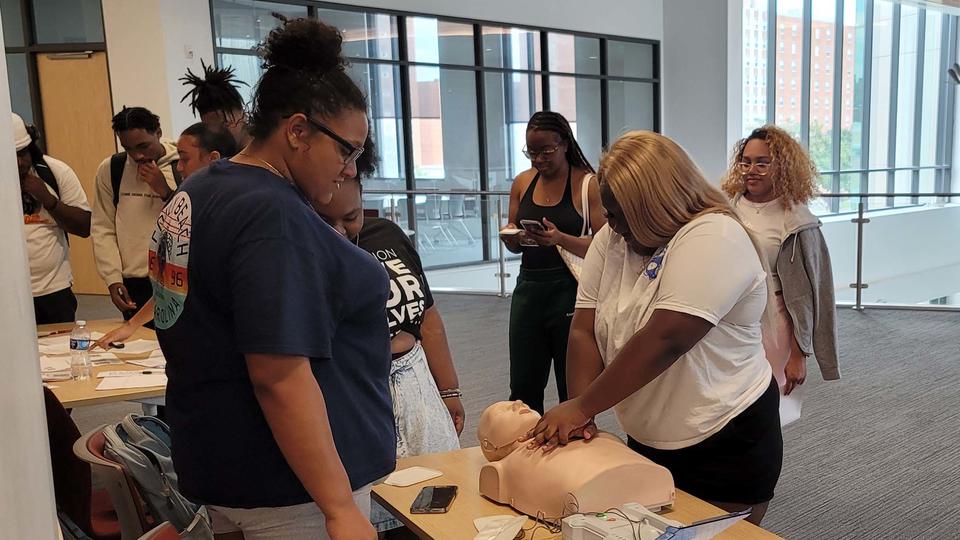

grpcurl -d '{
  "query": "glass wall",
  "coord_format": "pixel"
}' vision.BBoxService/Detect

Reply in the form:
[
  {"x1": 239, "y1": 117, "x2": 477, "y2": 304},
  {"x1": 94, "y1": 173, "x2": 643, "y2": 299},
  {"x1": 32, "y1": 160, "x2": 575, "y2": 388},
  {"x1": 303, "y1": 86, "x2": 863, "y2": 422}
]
[
  {"x1": 211, "y1": 1, "x2": 660, "y2": 269},
  {"x1": 741, "y1": 0, "x2": 957, "y2": 215}
]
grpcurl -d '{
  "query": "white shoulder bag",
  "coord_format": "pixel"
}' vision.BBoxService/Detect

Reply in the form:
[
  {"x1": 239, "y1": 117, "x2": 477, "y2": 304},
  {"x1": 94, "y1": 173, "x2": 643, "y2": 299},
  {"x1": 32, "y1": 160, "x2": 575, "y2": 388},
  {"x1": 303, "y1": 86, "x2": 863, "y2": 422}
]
[{"x1": 557, "y1": 173, "x2": 595, "y2": 281}]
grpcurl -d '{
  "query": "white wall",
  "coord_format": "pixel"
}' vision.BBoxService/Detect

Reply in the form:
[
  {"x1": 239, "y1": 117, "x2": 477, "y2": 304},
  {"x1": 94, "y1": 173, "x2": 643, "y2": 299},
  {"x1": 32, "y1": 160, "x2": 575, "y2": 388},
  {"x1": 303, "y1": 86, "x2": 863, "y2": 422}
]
[
  {"x1": 661, "y1": 0, "x2": 735, "y2": 182},
  {"x1": 102, "y1": 0, "x2": 214, "y2": 137},
  {"x1": 319, "y1": 0, "x2": 662, "y2": 40},
  {"x1": 0, "y1": 12, "x2": 60, "y2": 539}
]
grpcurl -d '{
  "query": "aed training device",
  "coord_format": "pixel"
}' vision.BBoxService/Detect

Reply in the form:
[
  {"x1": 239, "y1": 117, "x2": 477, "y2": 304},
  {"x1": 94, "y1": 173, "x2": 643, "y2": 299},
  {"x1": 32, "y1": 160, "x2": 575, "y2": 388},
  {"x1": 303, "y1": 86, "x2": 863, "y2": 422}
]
[
  {"x1": 562, "y1": 503, "x2": 751, "y2": 540},
  {"x1": 410, "y1": 485, "x2": 458, "y2": 514}
]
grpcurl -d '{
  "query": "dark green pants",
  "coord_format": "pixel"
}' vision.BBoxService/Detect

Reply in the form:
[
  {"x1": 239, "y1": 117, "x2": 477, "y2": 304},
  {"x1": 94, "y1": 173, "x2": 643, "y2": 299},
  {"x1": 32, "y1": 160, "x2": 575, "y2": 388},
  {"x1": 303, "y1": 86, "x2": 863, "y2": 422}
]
[{"x1": 508, "y1": 267, "x2": 578, "y2": 414}]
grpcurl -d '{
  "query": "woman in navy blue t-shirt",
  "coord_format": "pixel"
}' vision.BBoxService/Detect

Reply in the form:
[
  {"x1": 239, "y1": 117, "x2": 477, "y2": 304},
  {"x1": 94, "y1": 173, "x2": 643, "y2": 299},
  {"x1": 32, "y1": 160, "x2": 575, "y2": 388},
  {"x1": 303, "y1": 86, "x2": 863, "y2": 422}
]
[{"x1": 150, "y1": 18, "x2": 392, "y2": 540}]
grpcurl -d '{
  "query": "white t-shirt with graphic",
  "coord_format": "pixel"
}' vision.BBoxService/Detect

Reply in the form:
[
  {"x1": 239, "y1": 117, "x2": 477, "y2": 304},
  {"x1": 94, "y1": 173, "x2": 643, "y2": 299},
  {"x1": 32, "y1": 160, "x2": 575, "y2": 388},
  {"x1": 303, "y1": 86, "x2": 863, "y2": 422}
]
[
  {"x1": 22, "y1": 156, "x2": 89, "y2": 296},
  {"x1": 575, "y1": 215, "x2": 772, "y2": 450}
]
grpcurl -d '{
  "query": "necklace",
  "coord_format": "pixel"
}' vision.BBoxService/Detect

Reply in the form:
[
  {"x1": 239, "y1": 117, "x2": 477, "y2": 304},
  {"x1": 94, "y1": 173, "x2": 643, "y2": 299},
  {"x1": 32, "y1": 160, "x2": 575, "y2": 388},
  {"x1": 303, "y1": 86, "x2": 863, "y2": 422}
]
[
  {"x1": 744, "y1": 196, "x2": 776, "y2": 214},
  {"x1": 238, "y1": 152, "x2": 284, "y2": 178}
]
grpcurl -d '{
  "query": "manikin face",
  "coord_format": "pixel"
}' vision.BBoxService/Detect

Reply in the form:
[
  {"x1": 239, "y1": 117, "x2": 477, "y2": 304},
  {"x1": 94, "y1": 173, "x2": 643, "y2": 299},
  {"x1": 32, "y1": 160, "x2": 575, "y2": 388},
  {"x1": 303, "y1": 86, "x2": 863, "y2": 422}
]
[{"x1": 478, "y1": 401, "x2": 541, "y2": 461}]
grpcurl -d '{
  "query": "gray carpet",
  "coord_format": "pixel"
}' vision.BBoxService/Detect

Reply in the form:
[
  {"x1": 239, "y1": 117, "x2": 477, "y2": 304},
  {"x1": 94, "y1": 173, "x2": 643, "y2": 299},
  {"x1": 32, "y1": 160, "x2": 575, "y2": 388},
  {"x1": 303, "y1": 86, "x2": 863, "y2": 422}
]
[{"x1": 72, "y1": 295, "x2": 960, "y2": 539}]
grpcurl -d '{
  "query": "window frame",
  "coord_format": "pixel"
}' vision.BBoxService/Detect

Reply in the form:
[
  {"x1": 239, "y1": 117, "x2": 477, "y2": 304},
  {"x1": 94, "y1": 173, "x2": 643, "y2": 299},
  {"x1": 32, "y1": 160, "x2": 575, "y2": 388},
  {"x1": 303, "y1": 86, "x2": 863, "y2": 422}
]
[{"x1": 209, "y1": 0, "x2": 661, "y2": 270}]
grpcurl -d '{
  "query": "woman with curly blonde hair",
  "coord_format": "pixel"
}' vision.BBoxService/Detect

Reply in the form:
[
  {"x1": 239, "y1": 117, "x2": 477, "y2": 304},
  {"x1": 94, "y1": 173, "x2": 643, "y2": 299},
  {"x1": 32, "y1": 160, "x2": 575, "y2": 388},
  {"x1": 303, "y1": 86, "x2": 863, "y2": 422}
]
[{"x1": 722, "y1": 126, "x2": 840, "y2": 426}]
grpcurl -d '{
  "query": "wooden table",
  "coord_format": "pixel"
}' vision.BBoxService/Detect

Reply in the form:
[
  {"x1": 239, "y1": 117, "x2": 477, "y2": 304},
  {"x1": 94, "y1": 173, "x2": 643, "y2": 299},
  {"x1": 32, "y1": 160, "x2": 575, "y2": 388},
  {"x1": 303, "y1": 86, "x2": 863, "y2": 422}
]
[
  {"x1": 39, "y1": 320, "x2": 166, "y2": 409},
  {"x1": 373, "y1": 447, "x2": 783, "y2": 540}
]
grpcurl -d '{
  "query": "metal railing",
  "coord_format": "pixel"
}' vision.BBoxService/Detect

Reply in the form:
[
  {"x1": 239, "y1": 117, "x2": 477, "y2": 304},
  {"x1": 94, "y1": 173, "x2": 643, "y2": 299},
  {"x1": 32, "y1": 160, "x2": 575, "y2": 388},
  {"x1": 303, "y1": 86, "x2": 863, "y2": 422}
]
[{"x1": 363, "y1": 188, "x2": 960, "y2": 311}]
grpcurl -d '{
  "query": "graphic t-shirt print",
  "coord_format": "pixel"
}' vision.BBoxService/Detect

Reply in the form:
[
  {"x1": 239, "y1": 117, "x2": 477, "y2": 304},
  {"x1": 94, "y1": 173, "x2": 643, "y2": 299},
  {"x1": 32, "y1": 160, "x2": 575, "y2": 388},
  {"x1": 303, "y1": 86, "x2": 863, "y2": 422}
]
[
  {"x1": 372, "y1": 247, "x2": 426, "y2": 336},
  {"x1": 149, "y1": 192, "x2": 191, "y2": 330}
]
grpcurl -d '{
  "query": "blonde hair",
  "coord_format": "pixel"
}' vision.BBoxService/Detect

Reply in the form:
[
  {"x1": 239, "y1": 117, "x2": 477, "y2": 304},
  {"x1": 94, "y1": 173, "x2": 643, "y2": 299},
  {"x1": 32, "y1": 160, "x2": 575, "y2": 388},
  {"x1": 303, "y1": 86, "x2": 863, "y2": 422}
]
[
  {"x1": 599, "y1": 131, "x2": 736, "y2": 248},
  {"x1": 720, "y1": 124, "x2": 819, "y2": 209}
]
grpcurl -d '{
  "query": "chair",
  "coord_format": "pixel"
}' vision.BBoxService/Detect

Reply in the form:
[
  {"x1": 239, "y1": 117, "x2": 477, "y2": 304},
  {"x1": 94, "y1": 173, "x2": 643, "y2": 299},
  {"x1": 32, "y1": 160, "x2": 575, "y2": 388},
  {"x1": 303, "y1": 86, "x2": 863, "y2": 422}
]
[
  {"x1": 44, "y1": 387, "x2": 121, "y2": 540},
  {"x1": 74, "y1": 426, "x2": 154, "y2": 539},
  {"x1": 137, "y1": 523, "x2": 179, "y2": 540}
]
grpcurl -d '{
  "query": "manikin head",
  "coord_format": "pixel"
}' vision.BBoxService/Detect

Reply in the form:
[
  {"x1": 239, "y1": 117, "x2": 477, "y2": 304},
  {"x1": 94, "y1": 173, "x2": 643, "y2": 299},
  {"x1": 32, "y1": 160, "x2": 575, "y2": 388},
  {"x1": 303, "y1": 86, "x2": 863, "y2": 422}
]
[{"x1": 478, "y1": 401, "x2": 540, "y2": 461}]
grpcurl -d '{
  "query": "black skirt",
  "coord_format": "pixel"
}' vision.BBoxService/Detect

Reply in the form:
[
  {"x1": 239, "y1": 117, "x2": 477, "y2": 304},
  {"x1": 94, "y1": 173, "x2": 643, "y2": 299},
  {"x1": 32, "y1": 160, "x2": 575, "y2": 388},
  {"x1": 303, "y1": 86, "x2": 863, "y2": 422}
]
[{"x1": 627, "y1": 378, "x2": 783, "y2": 505}]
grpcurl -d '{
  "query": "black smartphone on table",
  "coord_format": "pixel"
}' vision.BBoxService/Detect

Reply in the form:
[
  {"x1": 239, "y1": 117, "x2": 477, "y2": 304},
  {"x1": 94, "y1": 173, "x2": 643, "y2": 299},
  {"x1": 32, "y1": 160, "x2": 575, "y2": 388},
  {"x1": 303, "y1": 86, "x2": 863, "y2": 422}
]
[{"x1": 410, "y1": 485, "x2": 458, "y2": 514}]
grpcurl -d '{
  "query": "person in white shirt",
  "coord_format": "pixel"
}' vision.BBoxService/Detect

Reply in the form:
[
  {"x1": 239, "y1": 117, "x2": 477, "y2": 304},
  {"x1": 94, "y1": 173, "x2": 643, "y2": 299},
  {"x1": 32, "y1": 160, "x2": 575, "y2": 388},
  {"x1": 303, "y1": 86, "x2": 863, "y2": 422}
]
[
  {"x1": 525, "y1": 131, "x2": 782, "y2": 525},
  {"x1": 13, "y1": 113, "x2": 91, "y2": 324},
  {"x1": 722, "y1": 126, "x2": 840, "y2": 424}
]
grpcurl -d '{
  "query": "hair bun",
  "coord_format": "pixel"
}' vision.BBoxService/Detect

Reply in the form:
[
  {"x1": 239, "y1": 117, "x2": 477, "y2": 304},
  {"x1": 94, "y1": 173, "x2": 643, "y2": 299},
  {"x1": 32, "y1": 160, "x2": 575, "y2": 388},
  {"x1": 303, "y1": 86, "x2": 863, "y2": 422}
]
[{"x1": 259, "y1": 16, "x2": 346, "y2": 74}]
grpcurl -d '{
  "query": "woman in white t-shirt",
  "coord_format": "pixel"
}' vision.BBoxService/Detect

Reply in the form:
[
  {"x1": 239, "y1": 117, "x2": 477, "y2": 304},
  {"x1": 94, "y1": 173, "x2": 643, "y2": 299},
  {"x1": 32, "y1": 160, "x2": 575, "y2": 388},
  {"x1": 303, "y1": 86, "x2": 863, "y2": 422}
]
[
  {"x1": 525, "y1": 131, "x2": 782, "y2": 525},
  {"x1": 721, "y1": 126, "x2": 840, "y2": 425}
]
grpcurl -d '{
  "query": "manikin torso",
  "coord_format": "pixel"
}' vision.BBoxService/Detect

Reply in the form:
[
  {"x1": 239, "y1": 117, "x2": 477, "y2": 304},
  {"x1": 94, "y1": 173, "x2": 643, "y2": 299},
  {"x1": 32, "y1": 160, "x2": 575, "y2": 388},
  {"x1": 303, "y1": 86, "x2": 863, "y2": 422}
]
[{"x1": 477, "y1": 401, "x2": 676, "y2": 520}]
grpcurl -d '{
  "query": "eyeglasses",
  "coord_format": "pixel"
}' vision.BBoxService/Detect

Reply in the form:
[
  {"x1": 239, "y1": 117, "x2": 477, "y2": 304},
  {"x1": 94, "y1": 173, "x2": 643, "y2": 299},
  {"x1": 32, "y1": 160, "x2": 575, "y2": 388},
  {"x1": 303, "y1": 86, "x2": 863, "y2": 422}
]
[
  {"x1": 522, "y1": 145, "x2": 561, "y2": 160},
  {"x1": 737, "y1": 161, "x2": 773, "y2": 175},
  {"x1": 293, "y1": 114, "x2": 365, "y2": 165}
]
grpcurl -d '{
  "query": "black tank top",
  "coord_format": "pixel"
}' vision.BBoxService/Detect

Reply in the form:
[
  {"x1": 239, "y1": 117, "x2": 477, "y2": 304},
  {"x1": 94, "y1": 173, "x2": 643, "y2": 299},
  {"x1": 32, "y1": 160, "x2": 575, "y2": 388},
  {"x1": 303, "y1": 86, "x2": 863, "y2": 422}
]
[{"x1": 516, "y1": 166, "x2": 584, "y2": 269}]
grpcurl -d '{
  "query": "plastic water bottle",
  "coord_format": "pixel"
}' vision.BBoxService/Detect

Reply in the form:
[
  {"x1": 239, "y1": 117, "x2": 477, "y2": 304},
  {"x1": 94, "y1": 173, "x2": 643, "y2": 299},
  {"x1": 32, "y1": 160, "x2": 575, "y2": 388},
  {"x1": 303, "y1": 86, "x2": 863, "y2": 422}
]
[{"x1": 70, "y1": 320, "x2": 92, "y2": 381}]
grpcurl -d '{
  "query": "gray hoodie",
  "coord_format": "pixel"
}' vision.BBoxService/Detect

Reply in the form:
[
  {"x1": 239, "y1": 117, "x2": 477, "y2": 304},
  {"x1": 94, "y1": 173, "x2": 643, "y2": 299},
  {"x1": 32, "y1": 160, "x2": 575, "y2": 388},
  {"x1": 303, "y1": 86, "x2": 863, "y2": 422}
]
[{"x1": 734, "y1": 194, "x2": 841, "y2": 381}]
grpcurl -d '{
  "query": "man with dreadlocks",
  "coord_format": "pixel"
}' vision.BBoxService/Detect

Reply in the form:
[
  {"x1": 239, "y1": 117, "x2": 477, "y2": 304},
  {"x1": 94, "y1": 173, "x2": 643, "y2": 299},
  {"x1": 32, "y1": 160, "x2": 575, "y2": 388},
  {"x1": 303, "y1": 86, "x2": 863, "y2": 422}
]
[
  {"x1": 180, "y1": 60, "x2": 251, "y2": 148},
  {"x1": 499, "y1": 111, "x2": 606, "y2": 415}
]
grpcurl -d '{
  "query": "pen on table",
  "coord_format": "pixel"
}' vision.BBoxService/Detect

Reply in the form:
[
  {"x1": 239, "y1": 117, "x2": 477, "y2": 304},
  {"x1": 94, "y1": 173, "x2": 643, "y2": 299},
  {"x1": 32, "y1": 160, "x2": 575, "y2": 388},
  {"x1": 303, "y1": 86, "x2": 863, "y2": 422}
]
[{"x1": 37, "y1": 329, "x2": 72, "y2": 338}]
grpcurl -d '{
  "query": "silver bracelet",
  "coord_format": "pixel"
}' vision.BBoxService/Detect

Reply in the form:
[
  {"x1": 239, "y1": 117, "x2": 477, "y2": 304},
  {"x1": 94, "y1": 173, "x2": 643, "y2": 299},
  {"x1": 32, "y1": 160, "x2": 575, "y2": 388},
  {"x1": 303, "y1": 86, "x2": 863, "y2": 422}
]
[{"x1": 439, "y1": 388, "x2": 462, "y2": 399}]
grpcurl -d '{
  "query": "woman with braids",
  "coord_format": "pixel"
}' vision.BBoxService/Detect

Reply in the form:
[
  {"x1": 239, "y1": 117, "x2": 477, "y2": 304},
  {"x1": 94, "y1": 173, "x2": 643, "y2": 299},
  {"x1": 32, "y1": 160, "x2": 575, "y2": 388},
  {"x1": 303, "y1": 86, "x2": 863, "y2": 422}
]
[
  {"x1": 151, "y1": 17, "x2": 391, "y2": 539},
  {"x1": 499, "y1": 111, "x2": 606, "y2": 414},
  {"x1": 180, "y1": 60, "x2": 252, "y2": 147},
  {"x1": 721, "y1": 126, "x2": 840, "y2": 421}
]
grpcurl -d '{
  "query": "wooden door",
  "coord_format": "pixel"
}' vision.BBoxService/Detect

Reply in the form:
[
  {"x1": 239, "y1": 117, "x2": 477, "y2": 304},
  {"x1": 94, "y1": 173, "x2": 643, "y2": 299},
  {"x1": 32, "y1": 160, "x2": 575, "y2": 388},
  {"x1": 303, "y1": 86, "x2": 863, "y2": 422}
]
[{"x1": 36, "y1": 51, "x2": 115, "y2": 295}]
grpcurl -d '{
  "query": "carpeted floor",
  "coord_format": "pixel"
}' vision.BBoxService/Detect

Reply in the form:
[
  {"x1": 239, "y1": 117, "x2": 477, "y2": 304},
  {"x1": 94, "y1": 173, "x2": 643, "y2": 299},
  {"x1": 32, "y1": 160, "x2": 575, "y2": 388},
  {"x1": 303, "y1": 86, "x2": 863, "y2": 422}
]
[{"x1": 72, "y1": 294, "x2": 960, "y2": 539}]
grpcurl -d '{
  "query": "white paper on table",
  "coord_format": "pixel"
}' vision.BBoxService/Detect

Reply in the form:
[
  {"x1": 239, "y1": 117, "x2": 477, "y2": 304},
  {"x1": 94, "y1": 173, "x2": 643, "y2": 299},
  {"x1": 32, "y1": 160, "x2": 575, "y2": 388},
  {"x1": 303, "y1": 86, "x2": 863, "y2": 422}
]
[
  {"x1": 779, "y1": 383, "x2": 804, "y2": 428},
  {"x1": 473, "y1": 516, "x2": 526, "y2": 540},
  {"x1": 39, "y1": 356, "x2": 71, "y2": 373},
  {"x1": 90, "y1": 353, "x2": 123, "y2": 367},
  {"x1": 383, "y1": 466, "x2": 443, "y2": 487},
  {"x1": 38, "y1": 332, "x2": 105, "y2": 354},
  {"x1": 95, "y1": 373, "x2": 167, "y2": 390},
  {"x1": 114, "y1": 339, "x2": 161, "y2": 354},
  {"x1": 98, "y1": 369, "x2": 163, "y2": 378},
  {"x1": 128, "y1": 357, "x2": 166, "y2": 369}
]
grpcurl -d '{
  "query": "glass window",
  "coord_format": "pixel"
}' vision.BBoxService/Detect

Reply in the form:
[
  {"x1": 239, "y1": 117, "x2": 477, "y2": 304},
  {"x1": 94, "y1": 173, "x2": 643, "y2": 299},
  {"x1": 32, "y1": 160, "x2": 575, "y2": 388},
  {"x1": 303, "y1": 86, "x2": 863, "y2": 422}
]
[
  {"x1": 1, "y1": 0, "x2": 24, "y2": 47},
  {"x1": 548, "y1": 76, "x2": 602, "y2": 167},
  {"x1": 775, "y1": 0, "x2": 804, "y2": 138},
  {"x1": 895, "y1": 5, "x2": 919, "y2": 168},
  {"x1": 838, "y1": 172, "x2": 861, "y2": 212},
  {"x1": 213, "y1": 0, "x2": 306, "y2": 50},
  {"x1": 607, "y1": 80, "x2": 655, "y2": 139},
  {"x1": 484, "y1": 72, "x2": 542, "y2": 192},
  {"x1": 482, "y1": 26, "x2": 540, "y2": 70},
  {"x1": 215, "y1": 53, "x2": 260, "y2": 106},
  {"x1": 547, "y1": 33, "x2": 600, "y2": 75},
  {"x1": 840, "y1": 0, "x2": 866, "y2": 170},
  {"x1": 809, "y1": 1, "x2": 837, "y2": 172},
  {"x1": 406, "y1": 17, "x2": 474, "y2": 65},
  {"x1": 6, "y1": 53, "x2": 32, "y2": 124},
  {"x1": 317, "y1": 8, "x2": 398, "y2": 61},
  {"x1": 868, "y1": 1, "x2": 894, "y2": 170},
  {"x1": 919, "y1": 11, "x2": 943, "y2": 167},
  {"x1": 348, "y1": 63, "x2": 405, "y2": 190},
  {"x1": 606, "y1": 40, "x2": 654, "y2": 78},
  {"x1": 32, "y1": 0, "x2": 104, "y2": 44}
]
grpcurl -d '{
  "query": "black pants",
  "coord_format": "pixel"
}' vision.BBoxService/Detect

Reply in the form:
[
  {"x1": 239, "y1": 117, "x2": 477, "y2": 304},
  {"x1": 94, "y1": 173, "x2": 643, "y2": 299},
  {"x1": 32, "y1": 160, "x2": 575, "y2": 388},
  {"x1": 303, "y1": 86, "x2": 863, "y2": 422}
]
[
  {"x1": 508, "y1": 267, "x2": 578, "y2": 415},
  {"x1": 33, "y1": 287, "x2": 77, "y2": 325},
  {"x1": 627, "y1": 378, "x2": 783, "y2": 505},
  {"x1": 122, "y1": 276, "x2": 154, "y2": 328}
]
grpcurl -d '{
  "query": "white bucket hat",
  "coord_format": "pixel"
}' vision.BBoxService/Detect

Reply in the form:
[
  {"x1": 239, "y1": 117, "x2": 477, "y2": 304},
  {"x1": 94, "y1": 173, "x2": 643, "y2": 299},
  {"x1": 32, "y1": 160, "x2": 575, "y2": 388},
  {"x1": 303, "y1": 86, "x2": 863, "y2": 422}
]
[{"x1": 12, "y1": 113, "x2": 31, "y2": 151}]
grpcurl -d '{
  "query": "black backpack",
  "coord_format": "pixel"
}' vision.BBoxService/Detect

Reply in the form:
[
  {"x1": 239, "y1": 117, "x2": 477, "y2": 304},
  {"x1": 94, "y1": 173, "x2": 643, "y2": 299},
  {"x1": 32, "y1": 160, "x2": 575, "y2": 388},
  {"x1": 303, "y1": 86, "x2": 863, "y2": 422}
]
[{"x1": 109, "y1": 152, "x2": 182, "y2": 207}]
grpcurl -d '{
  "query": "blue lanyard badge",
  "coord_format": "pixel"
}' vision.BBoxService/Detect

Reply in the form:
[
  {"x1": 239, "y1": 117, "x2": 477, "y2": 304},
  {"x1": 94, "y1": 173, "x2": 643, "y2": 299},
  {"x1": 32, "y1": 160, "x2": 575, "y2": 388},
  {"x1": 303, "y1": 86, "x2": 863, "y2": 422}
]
[{"x1": 644, "y1": 247, "x2": 667, "y2": 280}]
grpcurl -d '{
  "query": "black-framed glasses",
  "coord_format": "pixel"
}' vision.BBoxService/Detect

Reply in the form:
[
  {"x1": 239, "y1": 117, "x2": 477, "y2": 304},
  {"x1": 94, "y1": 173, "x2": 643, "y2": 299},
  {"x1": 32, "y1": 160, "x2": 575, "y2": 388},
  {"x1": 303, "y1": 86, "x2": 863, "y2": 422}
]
[
  {"x1": 737, "y1": 161, "x2": 773, "y2": 175},
  {"x1": 294, "y1": 114, "x2": 365, "y2": 165},
  {"x1": 522, "y1": 144, "x2": 561, "y2": 160}
]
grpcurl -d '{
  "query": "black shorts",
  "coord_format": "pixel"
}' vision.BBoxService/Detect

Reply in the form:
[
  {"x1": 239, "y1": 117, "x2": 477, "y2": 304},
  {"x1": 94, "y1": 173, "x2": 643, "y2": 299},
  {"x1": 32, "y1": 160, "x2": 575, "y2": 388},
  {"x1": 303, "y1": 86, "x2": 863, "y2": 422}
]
[{"x1": 627, "y1": 378, "x2": 783, "y2": 505}]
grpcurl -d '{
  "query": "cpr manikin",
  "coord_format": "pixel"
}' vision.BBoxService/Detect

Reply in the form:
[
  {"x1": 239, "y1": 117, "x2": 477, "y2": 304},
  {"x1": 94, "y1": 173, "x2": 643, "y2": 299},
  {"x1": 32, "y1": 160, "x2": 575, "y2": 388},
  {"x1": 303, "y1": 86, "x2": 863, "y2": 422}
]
[{"x1": 477, "y1": 401, "x2": 676, "y2": 520}]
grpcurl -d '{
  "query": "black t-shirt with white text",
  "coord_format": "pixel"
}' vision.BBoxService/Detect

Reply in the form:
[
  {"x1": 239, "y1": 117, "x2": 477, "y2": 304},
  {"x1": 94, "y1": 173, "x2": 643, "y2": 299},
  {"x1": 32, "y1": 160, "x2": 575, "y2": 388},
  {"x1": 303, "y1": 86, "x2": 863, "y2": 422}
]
[{"x1": 358, "y1": 217, "x2": 434, "y2": 341}]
